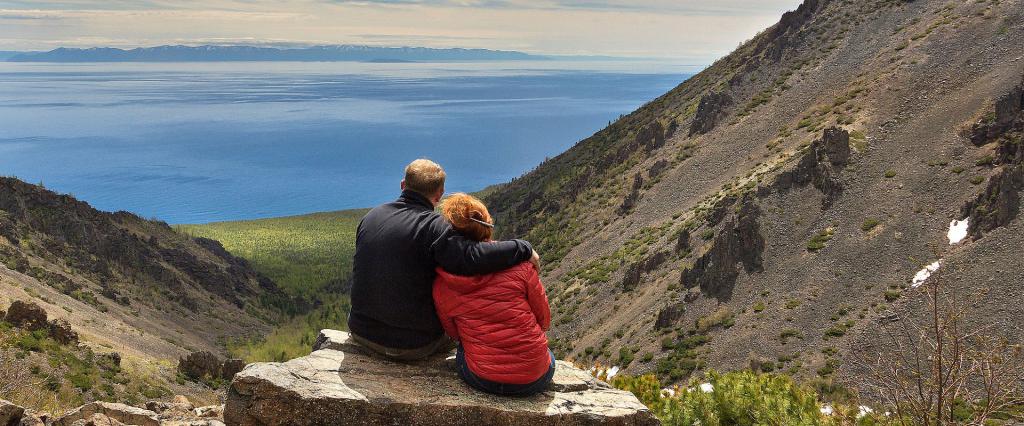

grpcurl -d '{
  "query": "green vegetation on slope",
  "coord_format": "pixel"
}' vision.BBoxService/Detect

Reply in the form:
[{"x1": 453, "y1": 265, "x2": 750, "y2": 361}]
[
  {"x1": 226, "y1": 298, "x2": 350, "y2": 362},
  {"x1": 606, "y1": 370, "x2": 880, "y2": 425},
  {"x1": 177, "y1": 209, "x2": 367, "y2": 362},
  {"x1": 1, "y1": 321, "x2": 213, "y2": 416},
  {"x1": 177, "y1": 209, "x2": 367, "y2": 299}
]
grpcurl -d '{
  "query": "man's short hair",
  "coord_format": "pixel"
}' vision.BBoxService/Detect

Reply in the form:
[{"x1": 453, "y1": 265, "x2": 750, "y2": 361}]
[{"x1": 404, "y1": 159, "x2": 446, "y2": 196}]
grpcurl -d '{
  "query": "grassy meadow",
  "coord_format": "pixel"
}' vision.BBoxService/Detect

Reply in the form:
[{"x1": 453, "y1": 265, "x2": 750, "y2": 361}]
[{"x1": 176, "y1": 208, "x2": 367, "y2": 361}]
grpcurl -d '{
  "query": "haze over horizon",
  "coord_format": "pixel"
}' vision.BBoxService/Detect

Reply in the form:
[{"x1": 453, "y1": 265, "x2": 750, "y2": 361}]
[{"x1": 1, "y1": 0, "x2": 802, "y2": 63}]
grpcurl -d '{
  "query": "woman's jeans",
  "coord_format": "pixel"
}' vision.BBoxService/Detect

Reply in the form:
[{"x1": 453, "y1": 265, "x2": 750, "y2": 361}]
[{"x1": 455, "y1": 345, "x2": 556, "y2": 396}]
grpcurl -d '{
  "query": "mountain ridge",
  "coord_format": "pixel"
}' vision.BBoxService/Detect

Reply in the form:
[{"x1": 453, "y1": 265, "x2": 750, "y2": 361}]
[
  {"x1": 481, "y1": 0, "x2": 1024, "y2": 389},
  {"x1": 0, "y1": 176, "x2": 291, "y2": 410}
]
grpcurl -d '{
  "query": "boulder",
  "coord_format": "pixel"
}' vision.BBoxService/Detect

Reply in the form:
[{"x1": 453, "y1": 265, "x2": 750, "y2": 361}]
[
  {"x1": 54, "y1": 402, "x2": 159, "y2": 426},
  {"x1": 192, "y1": 406, "x2": 223, "y2": 419},
  {"x1": 178, "y1": 352, "x2": 222, "y2": 381},
  {"x1": 220, "y1": 359, "x2": 245, "y2": 380},
  {"x1": 226, "y1": 330, "x2": 659, "y2": 426},
  {"x1": 18, "y1": 410, "x2": 49, "y2": 426},
  {"x1": 98, "y1": 352, "x2": 122, "y2": 370},
  {"x1": 4, "y1": 301, "x2": 48, "y2": 331},
  {"x1": 69, "y1": 413, "x2": 124, "y2": 426},
  {"x1": 1, "y1": 399, "x2": 25, "y2": 426},
  {"x1": 171, "y1": 396, "x2": 193, "y2": 409},
  {"x1": 48, "y1": 318, "x2": 79, "y2": 344}
]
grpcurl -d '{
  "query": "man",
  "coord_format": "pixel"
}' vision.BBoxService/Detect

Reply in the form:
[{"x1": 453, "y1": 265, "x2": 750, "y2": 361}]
[{"x1": 348, "y1": 159, "x2": 539, "y2": 361}]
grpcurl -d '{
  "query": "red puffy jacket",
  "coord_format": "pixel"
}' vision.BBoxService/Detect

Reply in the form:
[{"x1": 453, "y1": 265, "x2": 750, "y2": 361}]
[{"x1": 433, "y1": 261, "x2": 551, "y2": 385}]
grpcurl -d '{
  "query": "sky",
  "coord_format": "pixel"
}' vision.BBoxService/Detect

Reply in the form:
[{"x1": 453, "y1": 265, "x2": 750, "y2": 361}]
[{"x1": 0, "y1": 0, "x2": 804, "y2": 62}]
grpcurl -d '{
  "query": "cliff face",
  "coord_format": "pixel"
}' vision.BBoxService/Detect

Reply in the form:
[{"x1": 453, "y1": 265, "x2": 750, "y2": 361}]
[
  {"x1": 483, "y1": 0, "x2": 1024, "y2": 385},
  {"x1": 0, "y1": 176, "x2": 284, "y2": 361}
]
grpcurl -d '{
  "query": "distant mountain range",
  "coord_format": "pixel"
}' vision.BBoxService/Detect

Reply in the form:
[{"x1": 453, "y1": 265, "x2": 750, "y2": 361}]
[
  {"x1": 0, "y1": 51, "x2": 25, "y2": 60},
  {"x1": 5, "y1": 45, "x2": 560, "y2": 62}
]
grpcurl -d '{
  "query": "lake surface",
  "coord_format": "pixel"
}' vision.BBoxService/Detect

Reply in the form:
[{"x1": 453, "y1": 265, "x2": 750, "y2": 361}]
[{"x1": 0, "y1": 61, "x2": 692, "y2": 223}]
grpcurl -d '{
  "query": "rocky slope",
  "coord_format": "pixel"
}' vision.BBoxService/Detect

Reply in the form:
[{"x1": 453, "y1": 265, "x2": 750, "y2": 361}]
[
  {"x1": 0, "y1": 177, "x2": 286, "y2": 411},
  {"x1": 482, "y1": 0, "x2": 1024, "y2": 387}
]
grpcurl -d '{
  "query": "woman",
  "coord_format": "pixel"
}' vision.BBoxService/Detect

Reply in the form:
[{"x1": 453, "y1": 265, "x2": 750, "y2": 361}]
[{"x1": 433, "y1": 193, "x2": 554, "y2": 396}]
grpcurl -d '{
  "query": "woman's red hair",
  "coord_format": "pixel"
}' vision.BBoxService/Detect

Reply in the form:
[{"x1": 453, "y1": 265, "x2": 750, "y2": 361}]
[{"x1": 441, "y1": 193, "x2": 493, "y2": 242}]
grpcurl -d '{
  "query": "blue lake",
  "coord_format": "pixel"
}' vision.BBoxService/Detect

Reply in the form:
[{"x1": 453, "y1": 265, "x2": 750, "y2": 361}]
[{"x1": 0, "y1": 61, "x2": 692, "y2": 223}]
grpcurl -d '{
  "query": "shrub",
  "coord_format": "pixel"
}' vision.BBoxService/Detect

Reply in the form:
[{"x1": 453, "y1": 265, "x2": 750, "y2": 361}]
[
  {"x1": 67, "y1": 372, "x2": 94, "y2": 390},
  {"x1": 884, "y1": 170, "x2": 897, "y2": 178},
  {"x1": 807, "y1": 229, "x2": 834, "y2": 251},
  {"x1": 606, "y1": 370, "x2": 872, "y2": 425},
  {"x1": 970, "y1": 176, "x2": 986, "y2": 185},
  {"x1": 779, "y1": 329, "x2": 803, "y2": 344},
  {"x1": 696, "y1": 308, "x2": 734, "y2": 332},
  {"x1": 618, "y1": 347, "x2": 636, "y2": 367},
  {"x1": 823, "y1": 321, "x2": 855, "y2": 339},
  {"x1": 861, "y1": 218, "x2": 880, "y2": 232},
  {"x1": 753, "y1": 301, "x2": 766, "y2": 313},
  {"x1": 884, "y1": 289, "x2": 902, "y2": 302}
]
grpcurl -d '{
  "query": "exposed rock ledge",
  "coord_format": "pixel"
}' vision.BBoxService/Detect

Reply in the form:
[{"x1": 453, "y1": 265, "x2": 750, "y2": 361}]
[{"x1": 225, "y1": 330, "x2": 659, "y2": 425}]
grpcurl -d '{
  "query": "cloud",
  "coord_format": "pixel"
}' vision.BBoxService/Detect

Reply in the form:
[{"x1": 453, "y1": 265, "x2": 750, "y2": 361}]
[
  {"x1": 318, "y1": 0, "x2": 798, "y2": 15},
  {"x1": 0, "y1": 0, "x2": 803, "y2": 60}
]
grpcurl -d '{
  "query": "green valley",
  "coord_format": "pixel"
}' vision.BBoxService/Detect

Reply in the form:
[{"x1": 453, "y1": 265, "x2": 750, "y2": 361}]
[{"x1": 177, "y1": 209, "x2": 367, "y2": 362}]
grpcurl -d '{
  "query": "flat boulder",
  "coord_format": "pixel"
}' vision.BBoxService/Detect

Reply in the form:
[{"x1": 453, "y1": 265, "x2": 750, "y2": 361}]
[
  {"x1": 225, "y1": 330, "x2": 658, "y2": 426},
  {"x1": 54, "y1": 402, "x2": 159, "y2": 426}
]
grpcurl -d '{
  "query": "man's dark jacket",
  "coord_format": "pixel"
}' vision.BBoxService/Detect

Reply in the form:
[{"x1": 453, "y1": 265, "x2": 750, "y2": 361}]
[{"x1": 348, "y1": 190, "x2": 534, "y2": 349}]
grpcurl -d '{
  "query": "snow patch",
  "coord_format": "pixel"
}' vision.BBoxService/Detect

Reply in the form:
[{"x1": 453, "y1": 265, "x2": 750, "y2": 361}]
[
  {"x1": 858, "y1": 406, "x2": 874, "y2": 419},
  {"x1": 699, "y1": 383, "x2": 714, "y2": 393},
  {"x1": 911, "y1": 260, "x2": 942, "y2": 288},
  {"x1": 588, "y1": 365, "x2": 620, "y2": 380},
  {"x1": 821, "y1": 405, "x2": 834, "y2": 416},
  {"x1": 947, "y1": 218, "x2": 969, "y2": 245}
]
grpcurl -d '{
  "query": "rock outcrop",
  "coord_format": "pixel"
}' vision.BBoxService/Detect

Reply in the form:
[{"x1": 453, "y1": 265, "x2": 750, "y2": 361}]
[
  {"x1": 654, "y1": 304, "x2": 685, "y2": 330},
  {"x1": 617, "y1": 174, "x2": 644, "y2": 216},
  {"x1": 225, "y1": 330, "x2": 658, "y2": 426},
  {"x1": 689, "y1": 91, "x2": 732, "y2": 136},
  {"x1": 679, "y1": 197, "x2": 765, "y2": 303},
  {"x1": 967, "y1": 77, "x2": 1023, "y2": 146},
  {"x1": 959, "y1": 78, "x2": 1024, "y2": 240},
  {"x1": 48, "y1": 318, "x2": 79, "y2": 345},
  {"x1": 1, "y1": 399, "x2": 26, "y2": 426},
  {"x1": 4, "y1": 300, "x2": 49, "y2": 331},
  {"x1": 773, "y1": 127, "x2": 851, "y2": 209},
  {"x1": 620, "y1": 251, "x2": 669, "y2": 292},
  {"x1": 3, "y1": 301, "x2": 78, "y2": 344}
]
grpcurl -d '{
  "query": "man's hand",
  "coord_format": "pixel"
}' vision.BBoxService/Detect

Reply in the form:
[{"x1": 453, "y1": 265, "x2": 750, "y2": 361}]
[{"x1": 529, "y1": 249, "x2": 541, "y2": 271}]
